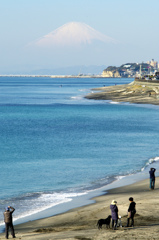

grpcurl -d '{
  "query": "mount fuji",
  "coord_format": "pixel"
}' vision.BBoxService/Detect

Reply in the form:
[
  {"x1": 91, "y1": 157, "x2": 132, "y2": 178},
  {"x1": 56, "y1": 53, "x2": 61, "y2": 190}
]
[{"x1": 34, "y1": 22, "x2": 116, "y2": 47}]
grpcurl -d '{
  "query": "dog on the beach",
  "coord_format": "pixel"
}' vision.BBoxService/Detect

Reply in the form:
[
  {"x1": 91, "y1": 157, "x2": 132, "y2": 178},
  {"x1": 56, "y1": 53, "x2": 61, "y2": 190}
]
[
  {"x1": 97, "y1": 215, "x2": 112, "y2": 229},
  {"x1": 117, "y1": 215, "x2": 122, "y2": 227}
]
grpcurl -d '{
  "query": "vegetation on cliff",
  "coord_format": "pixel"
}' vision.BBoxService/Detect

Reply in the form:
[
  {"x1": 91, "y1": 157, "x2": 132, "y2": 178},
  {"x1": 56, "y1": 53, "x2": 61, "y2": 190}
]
[{"x1": 104, "y1": 63, "x2": 154, "y2": 73}]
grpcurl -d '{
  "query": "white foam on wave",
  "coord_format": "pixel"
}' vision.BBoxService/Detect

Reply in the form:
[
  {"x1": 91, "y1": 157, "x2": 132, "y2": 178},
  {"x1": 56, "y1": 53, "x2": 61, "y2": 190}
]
[
  {"x1": 115, "y1": 175, "x2": 126, "y2": 181},
  {"x1": 71, "y1": 96, "x2": 83, "y2": 100},
  {"x1": 110, "y1": 101, "x2": 120, "y2": 104},
  {"x1": 141, "y1": 156, "x2": 159, "y2": 171},
  {"x1": 0, "y1": 191, "x2": 87, "y2": 227}
]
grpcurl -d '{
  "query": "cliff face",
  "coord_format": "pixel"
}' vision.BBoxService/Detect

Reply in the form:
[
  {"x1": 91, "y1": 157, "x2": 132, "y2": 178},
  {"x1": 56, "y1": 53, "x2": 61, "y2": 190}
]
[{"x1": 102, "y1": 70, "x2": 121, "y2": 78}]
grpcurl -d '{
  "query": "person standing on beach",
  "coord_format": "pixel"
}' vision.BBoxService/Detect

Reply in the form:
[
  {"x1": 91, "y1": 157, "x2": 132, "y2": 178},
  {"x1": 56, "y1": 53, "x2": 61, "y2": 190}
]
[
  {"x1": 3, "y1": 206, "x2": 16, "y2": 239},
  {"x1": 125, "y1": 197, "x2": 136, "y2": 227},
  {"x1": 149, "y1": 168, "x2": 156, "y2": 189},
  {"x1": 110, "y1": 200, "x2": 118, "y2": 230}
]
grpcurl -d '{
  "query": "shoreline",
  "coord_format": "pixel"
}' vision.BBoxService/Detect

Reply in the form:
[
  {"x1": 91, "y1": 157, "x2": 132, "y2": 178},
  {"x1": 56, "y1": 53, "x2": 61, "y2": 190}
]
[
  {"x1": 0, "y1": 74, "x2": 115, "y2": 78},
  {"x1": 1, "y1": 154, "x2": 157, "y2": 233},
  {"x1": 4, "y1": 176, "x2": 159, "y2": 239},
  {"x1": 85, "y1": 80, "x2": 159, "y2": 105},
  {"x1": 1, "y1": 162, "x2": 156, "y2": 226},
  {"x1": 1, "y1": 165, "x2": 159, "y2": 239}
]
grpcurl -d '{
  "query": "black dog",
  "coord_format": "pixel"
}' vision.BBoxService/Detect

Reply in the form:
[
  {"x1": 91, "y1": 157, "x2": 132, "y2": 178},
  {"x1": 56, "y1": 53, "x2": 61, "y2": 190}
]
[{"x1": 97, "y1": 215, "x2": 112, "y2": 229}]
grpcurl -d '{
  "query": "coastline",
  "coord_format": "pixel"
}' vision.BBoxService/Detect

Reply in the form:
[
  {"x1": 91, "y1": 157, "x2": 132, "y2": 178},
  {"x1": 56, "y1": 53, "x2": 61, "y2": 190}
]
[
  {"x1": 3, "y1": 176, "x2": 159, "y2": 239},
  {"x1": 85, "y1": 80, "x2": 159, "y2": 105},
  {"x1": 1, "y1": 78, "x2": 159, "y2": 239},
  {"x1": 1, "y1": 165, "x2": 159, "y2": 239}
]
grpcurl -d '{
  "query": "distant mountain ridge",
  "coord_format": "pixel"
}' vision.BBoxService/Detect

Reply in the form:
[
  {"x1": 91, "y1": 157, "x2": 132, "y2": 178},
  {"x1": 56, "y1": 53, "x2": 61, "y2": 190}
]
[{"x1": 28, "y1": 65, "x2": 106, "y2": 75}]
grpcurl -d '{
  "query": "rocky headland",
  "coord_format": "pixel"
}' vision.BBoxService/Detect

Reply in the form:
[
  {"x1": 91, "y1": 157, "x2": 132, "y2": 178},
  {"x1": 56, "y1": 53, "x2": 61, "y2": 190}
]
[{"x1": 85, "y1": 79, "x2": 159, "y2": 105}]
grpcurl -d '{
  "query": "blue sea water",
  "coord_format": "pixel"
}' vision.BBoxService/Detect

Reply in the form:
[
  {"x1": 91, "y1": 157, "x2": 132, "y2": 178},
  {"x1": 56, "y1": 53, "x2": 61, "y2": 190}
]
[{"x1": 1, "y1": 76, "x2": 159, "y2": 228}]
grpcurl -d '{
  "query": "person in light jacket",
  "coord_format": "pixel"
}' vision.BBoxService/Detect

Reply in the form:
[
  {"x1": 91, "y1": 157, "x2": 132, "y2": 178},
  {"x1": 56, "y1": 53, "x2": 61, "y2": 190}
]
[
  {"x1": 110, "y1": 200, "x2": 118, "y2": 230},
  {"x1": 3, "y1": 206, "x2": 16, "y2": 239}
]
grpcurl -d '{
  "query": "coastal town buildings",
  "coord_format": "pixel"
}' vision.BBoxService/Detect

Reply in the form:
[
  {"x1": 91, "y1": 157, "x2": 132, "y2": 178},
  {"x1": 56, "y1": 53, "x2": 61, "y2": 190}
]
[
  {"x1": 147, "y1": 59, "x2": 158, "y2": 70},
  {"x1": 103, "y1": 59, "x2": 159, "y2": 78}
]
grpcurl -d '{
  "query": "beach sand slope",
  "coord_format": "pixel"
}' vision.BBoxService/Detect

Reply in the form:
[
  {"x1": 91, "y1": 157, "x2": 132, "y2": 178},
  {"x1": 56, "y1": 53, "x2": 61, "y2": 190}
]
[{"x1": 1, "y1": 178, "x2": 159, "y2": 239}]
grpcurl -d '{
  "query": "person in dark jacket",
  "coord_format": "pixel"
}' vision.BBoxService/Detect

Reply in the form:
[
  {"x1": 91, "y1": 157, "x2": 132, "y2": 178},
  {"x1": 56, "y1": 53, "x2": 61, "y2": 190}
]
[
  {"x1": 125, "y1": 197, "x2": 136, "y2": 227},
  {"x1": 149, "y1": 168, "x2": 156, "y2": 189},
  {"x1": 110, "y1": 200, "x2": 118, "y2": 230},
  {"x1": 3, "y1": 206, "x2": 16, "y2": 239}
]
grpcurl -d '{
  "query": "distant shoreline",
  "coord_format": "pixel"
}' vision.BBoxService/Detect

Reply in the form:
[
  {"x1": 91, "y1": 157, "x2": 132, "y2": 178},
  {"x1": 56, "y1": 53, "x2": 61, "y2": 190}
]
[
  {"x1": 0, "y1": 75, "x2": 132, "y2": 78},
  {"x1": 0, "y1": 74, "x2": 102, "y2": 78}
]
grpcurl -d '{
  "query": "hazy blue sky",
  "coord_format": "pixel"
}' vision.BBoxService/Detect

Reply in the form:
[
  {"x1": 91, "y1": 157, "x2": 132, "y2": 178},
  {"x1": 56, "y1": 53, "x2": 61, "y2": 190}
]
[{"x1": 1, "y1": 0, "x2": 159, "y2": 73}]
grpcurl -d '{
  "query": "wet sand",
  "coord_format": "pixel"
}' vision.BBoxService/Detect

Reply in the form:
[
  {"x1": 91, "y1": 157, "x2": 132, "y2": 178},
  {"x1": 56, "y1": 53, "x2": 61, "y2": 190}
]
[{"x1": 1, "y1": 177, "x2": 159, "y2": 239}]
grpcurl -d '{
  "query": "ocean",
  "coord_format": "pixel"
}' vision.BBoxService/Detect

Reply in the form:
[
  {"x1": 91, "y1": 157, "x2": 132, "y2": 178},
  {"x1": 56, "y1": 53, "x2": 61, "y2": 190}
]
[{"x1": 1, "y1": 76, "x2": 159, "y2": 230}]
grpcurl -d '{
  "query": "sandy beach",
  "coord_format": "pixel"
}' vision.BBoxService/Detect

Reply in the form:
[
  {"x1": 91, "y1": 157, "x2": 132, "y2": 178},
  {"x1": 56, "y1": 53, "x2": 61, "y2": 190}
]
[{"x1": 1, "y1": 177, "x2": 159, "y2": 239}]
